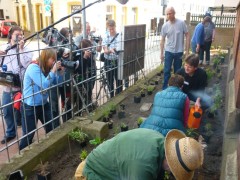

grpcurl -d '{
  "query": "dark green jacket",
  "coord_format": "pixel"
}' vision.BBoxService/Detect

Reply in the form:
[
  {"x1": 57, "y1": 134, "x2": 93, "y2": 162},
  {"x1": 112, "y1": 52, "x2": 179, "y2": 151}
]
[{"x1": 83, "y1": 128, "x2": 165, "y2": 180}]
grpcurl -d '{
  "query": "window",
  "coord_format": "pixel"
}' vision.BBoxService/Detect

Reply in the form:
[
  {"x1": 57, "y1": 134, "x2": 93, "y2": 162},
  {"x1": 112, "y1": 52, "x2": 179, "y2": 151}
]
[{"x1": 106, "y1": 5, "x2": 115, "y2": 20}]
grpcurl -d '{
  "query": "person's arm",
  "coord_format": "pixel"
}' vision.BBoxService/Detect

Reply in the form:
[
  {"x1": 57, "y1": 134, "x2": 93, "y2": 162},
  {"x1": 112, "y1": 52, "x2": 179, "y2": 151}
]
[
  {"x1": 160, "y1": 36, "x2": 165, "y2": 63},
  {"x1": 212, "y1": 28, "x2": 216, "y2": 42},
  {"x1": 185, "y1": 32, "x2": 190, "y2": 56},
  {"x1": 183, "y1": 97, "x2": 190, "y2": 127}
]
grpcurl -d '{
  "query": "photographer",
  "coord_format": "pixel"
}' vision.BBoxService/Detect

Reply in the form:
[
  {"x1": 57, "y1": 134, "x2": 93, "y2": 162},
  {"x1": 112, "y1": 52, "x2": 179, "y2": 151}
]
[
  {"x1": 102, "y1": 20, "x2": 122, "y2": 98},
  {"x1": 0, "y1": 26, "x2": 33, "y2": 144},
  {"x1": 19, "y1": 48, "x2": 64, "y2": 150},
  {"x1": 74, "y1": 22, "x2": 102, "y2": 110},
  {"x1": 73, "y1": 39, "x2": 94, "y2": 111}
]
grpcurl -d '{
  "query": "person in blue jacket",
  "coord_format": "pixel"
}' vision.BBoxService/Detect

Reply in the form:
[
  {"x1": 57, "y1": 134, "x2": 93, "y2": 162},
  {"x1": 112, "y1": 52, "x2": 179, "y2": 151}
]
[
  {"x1": 140, "y1": 74, "x2": 190, "y2": 136},
  {"x1": 19, "y1": 48, "x2": 64, "y2": 150},
  {"x1": 191, "y1": 16, "x2": 211, "y2": 54}
]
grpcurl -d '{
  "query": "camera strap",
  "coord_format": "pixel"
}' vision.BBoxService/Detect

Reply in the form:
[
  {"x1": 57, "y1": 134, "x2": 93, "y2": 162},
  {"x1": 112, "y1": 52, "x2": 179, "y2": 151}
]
[{"x1": 107, "y1": 33, "x2": 119, "y2": 47}]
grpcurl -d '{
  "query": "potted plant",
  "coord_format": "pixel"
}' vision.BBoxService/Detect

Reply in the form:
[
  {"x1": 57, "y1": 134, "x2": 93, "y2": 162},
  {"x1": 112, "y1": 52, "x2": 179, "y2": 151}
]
[
  {"x1": 134, "y1": 92, "x2": 141, "y2": 103},
  {"x1": 102, "y1": 110, "x2": 110, "y2": 122},
  {"x1": 89, "y1": 137, "x2": 103, "y2": 146},
  {"x1": 147, "y1": 85, "x2": 155, "y2": 95},
  {"x1": 109, "y1": 103, "x2": 117, "y2": 114},
  {"x1": 137, "y1": 117, "x2": 143, "y2": 127},
  {"x1": 68, "y1": 129, "x2": 88, "y2": 147},
  {"x1": 140, "y1": 89, "x2": 146, "y2": 97},
  {"x1": 120, "y1": 122, "x2": 129, "y2": 132},
  {"x1": 80, "y1": 149, "x2": 88, "y2": 161},
  {"x1": 34, "y1": 160, "x2": 51, "y2": 180},
  {"x1": 108, "y1": 120, "x2": 113, "y2": 129}
]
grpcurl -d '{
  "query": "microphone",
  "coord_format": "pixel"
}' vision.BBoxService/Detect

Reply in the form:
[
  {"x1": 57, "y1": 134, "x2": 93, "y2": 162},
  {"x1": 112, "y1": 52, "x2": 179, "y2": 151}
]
[{"x1": 115, "y1": 0, "x2": 129, "y2": 4}]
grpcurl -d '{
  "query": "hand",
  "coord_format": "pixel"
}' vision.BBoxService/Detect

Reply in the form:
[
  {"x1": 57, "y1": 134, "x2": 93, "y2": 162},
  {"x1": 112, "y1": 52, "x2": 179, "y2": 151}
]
[
  {"x1": 52, "y1": 61, "x2": 62, "y2": 73},
  {"x1": 62, "y1": 53, "x2": 69, "y2": 58},
  {"x1": 19, "y1": 39, "x2": 25, "y2": 50},
  {"x1": 0, "y1": 50, "x2": 6, "y2": 55},
  {"x1": 160, "y1": 54, "x2": 164, "y2": 64},
  {"x1": 195, "y1": 97, "x2": 201, "y2": 108}
]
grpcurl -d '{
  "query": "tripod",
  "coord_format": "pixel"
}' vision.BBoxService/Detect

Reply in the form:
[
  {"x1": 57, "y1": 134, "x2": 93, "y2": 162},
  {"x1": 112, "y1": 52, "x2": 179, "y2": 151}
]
[{"x1": 96, "y1": 67, "x2": 110, "y2": 100}]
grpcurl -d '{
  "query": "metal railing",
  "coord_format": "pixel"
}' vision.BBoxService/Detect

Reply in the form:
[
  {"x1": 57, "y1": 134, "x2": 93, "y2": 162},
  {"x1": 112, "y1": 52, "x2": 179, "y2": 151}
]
[{"x1": 0, "y1": 31, "x2": 161, "y2": 164}]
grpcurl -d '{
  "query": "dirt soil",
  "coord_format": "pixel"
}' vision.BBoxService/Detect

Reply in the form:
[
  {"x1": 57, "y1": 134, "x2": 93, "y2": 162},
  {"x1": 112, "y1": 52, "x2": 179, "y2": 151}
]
[{"x1": 28, "y1": 62, "x2": 227, "y2": 180}]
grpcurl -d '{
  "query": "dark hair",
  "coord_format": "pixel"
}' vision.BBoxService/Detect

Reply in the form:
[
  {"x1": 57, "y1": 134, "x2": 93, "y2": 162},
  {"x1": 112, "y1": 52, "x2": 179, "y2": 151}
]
[
  {"x1": 80, "y1": 39, "x2": 92, "y2": 49},
  {"x1": 168, "y1": 74, "x2": 184, "y2": 87},
  {"x1": 185, "y1": 54, "x2": 199, "y2": 67},
  {"x1": 59, "y1": 27, "x2": 69, "y2": 38},
  {"x1": 8, "y1": 26, "x2": 23, "y2": 40}
]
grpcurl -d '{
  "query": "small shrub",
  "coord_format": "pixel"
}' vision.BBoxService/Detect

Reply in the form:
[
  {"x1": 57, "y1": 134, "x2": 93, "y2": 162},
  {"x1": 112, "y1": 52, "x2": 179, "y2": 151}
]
[
  {"x1": 89, "y1": 137, "x2": 103, "y2": 146},
  {"x1": 80, "y1": 150, "x2": 88, "y2": 161},
  {"x1": 68, "y1": 129, "x2": 88, "y2": 143}
]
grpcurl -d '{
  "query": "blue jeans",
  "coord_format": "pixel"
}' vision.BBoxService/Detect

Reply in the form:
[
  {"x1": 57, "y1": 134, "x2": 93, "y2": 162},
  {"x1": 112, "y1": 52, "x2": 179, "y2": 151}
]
[
  {"x1": 19, "y1": 103, "x2": 53, "y2": 150},
  {"x1": 163, "y1": 51, "x2": 183, "y2": 89},
  {"x1": 2, "y1": 91, "x2": 17, "y2": 138},
  {"x1": 199, "y1": 41, "x2": 212, "y2": 62},
  {"x1": 104, "y1": 60, "x2": 123, "y2": 98}
]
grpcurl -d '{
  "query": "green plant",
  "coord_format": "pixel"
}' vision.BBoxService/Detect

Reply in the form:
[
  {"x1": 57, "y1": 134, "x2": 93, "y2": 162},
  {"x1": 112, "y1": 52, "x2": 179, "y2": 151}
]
[
  {"x1": 206, "y1": 68, "x2": 215, "y2": 81},
  {"x1": 80, "y1": 150, "x2": 88, "y2": 161},
  {"x1": 121, "y1": 122, "x2": 127, "y2": 128},
  {"x1": 68, "y1": 129, "x2": 88, "y2": 143},
  {"x1": 109, "y1": 103, "x2": 116, "y2": 111},
  {"x1": 164, "y1": 171, "x2": 170, "y2": 180},
  {"x1": 147, "y1": 85, "x2": 155, "y2": 92},
  {"x1": 89, "y1": 137, "x2": 103, "y2": 146},
  {"x1": 213, "y1": 57, "x2": 221, "y2": 67},
  {"x1": 204, "y1": 123, "x2": 214, "y2": 136},
  {"x1": 103, "y1": 109, "x2": 110, "y2": 118},
  {"x1": 186, "y1": 128, "x2": 199, "y2": 139},
  {"x1": 137, "y1": 117, "x2": 143, "y2": 125}
]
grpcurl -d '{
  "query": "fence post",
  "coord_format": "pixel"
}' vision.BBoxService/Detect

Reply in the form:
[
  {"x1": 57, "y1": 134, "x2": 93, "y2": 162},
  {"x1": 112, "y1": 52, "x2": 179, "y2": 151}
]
[{"x1": 186, "y1": 12, "x2": 191, "y2": 26}]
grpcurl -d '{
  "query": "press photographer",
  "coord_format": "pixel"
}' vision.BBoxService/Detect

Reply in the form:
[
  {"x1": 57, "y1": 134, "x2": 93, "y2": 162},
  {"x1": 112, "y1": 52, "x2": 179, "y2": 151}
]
[{"x1": 0, "y1": 26, "x2": 33, "y2": 144}]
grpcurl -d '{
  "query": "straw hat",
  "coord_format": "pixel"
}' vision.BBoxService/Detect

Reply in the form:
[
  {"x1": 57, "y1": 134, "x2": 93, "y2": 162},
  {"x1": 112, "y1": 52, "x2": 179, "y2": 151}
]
[{"x1": 165, "y1": 130, "x2": 204, "y2": 180}]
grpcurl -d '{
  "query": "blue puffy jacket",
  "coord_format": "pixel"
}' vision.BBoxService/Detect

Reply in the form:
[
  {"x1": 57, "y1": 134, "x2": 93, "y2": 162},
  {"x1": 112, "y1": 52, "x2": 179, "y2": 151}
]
[{"x1": 140, "y1": 86, "x2": 187, "y2": 136}]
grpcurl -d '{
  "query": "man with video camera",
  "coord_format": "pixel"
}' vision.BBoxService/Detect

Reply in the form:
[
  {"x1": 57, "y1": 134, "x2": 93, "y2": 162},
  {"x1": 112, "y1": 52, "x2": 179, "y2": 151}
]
[{"x1": 0, "y1": 26, "x2": 33, "y2": 144}]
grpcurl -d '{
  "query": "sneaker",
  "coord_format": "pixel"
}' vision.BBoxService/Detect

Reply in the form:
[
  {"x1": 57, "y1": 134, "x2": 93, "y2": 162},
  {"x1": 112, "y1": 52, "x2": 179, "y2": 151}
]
[
  {"x1": 1, "y1": 136, "x2": 16, "y2": 144},
  {"x1": 199, "y1": 60, "x2": 203, "y2": 65},
  {"x1": 206, "y1": 61, "x2": 210, "y2": 65}
]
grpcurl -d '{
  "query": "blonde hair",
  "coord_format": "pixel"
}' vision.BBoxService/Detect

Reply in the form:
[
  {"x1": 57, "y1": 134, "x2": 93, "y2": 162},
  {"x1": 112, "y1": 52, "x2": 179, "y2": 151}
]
[{"x1": 37, "y1": 48, "x2": 57, "y2": 74}]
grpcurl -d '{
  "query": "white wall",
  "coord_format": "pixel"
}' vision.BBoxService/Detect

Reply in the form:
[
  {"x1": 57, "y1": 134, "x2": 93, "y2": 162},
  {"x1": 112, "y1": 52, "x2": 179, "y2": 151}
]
[{"x1": 0, "y1": 0, "x2": 16, "y2": 20}]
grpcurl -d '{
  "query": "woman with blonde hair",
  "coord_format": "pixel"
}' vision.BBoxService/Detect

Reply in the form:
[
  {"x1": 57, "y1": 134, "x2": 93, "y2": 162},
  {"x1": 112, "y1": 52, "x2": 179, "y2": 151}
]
[{"x1": 19, "y1": 48, "x2": 64, "y2": 150}]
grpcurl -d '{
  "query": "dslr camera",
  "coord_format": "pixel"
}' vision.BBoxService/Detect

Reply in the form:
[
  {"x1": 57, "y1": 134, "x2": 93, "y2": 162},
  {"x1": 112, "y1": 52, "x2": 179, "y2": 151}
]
[{"x1": 57, "y1": 48, "x2": 77, "y2": 70}]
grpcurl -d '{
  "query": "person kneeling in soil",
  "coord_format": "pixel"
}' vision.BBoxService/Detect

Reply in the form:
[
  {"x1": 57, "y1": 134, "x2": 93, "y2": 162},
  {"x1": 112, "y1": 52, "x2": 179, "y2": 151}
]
[
  {"x1": 176, "y1": 53, "x2": 212, "y2": 110},
  {"x1": 75, "y1": 129, "x2": 203, "y2": 180},
  {"x1": 140, "y1": 74, "x2": 190, "y2": 136}
]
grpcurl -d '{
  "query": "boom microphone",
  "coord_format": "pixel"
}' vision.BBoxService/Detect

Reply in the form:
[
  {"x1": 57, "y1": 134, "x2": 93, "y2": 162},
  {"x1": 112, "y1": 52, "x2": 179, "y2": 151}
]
[{"x1": 115, "y1": 0, "x2": 129, "y2": 4}]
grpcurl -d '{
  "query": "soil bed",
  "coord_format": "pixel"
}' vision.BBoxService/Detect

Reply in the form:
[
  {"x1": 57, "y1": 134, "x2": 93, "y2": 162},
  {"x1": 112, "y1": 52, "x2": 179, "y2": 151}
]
[{"x1": 28, "y1": 63, "x2": 226, "y2": 180}]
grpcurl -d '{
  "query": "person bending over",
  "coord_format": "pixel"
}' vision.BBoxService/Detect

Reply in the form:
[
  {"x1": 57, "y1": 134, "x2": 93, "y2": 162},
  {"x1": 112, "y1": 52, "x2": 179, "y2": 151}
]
[
  {"x1": 75, "y1": 129, "x2": 203, "y2": 180},
  {"x1": 19, "y1": 48, "x2": 64, "y2": 150},
  {"x1": 140, "y1": 74, "x2": 189, "y2": 136}
]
